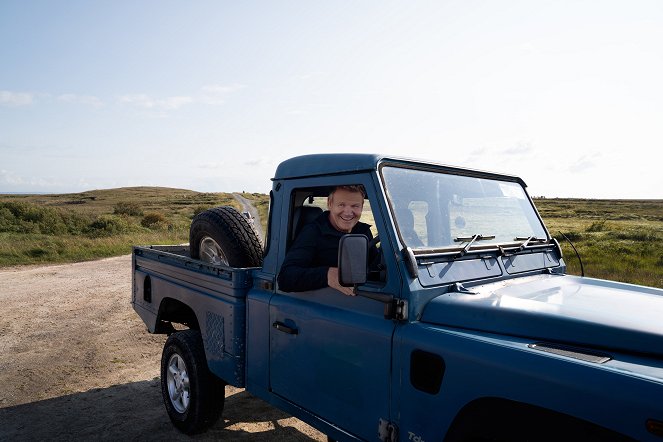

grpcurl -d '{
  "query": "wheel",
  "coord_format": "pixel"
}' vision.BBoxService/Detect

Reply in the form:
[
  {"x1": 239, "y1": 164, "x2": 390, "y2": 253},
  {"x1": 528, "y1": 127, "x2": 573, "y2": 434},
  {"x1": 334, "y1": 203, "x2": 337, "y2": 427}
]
[
  {"x1": 160, "y1": 330, "x2": 226, "y2": 434},
  {"x1": 189, "y1": 206, "x2": 263, "y2": 267}
]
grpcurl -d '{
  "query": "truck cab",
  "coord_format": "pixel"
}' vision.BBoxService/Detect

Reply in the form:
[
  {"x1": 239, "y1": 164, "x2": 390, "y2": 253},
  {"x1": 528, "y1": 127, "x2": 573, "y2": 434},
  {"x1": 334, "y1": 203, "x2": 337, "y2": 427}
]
[{"x1": 132, "y1": 153, "x2": 663, "y2": 441}]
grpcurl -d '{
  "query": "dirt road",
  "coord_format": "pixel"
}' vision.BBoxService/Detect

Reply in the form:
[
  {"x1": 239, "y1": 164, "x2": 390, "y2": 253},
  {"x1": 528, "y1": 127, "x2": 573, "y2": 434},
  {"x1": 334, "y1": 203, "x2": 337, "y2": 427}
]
[
  {"x1": 232, "y1": 193, "x2": 265, "y2": 242},
  {"x1": 0, "y1": 255, "x2": 325, "y2": 441}
]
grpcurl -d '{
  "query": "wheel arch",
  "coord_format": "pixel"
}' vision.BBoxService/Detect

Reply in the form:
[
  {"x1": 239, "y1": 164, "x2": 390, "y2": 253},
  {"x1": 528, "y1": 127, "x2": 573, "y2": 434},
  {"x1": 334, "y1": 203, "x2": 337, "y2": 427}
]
[
  {"x1": 156, "y1": 297, "x2": 201, "y2": 333},
  {"x1": 443, "y1": 397, "x2": 631, "y2": 441}
]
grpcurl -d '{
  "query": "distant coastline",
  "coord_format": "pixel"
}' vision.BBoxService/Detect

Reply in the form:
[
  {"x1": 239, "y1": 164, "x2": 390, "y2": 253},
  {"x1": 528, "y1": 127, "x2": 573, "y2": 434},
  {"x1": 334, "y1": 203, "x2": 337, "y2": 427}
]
[{"x1": 0, "y1": 192, "x2": 56, "y2": 195}]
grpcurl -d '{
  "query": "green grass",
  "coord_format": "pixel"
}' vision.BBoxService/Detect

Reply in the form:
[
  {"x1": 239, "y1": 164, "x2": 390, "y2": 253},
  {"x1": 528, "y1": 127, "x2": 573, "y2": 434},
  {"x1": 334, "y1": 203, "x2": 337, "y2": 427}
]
[
  {"x1": 0, "y1": 231, "x2": 187, "y2": 266},
  {"x1": 0, "y1": 187, "x2": 242, "y2": 266},
  {"x1": 535, "y1": 198, "x2": 663, "y2": 288},
  {"x1": 1, "y1": 190, "x2": 660, "y2": 289}
]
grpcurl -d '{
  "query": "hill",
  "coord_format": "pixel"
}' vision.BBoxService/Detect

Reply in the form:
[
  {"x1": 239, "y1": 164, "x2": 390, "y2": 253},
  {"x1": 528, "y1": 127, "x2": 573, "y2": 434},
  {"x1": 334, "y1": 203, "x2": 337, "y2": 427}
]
[
  {"x1": 0, "y1": 187, "x2": 268, "y2": 267},
  {"x1": 1, "y1": 189, "x2": 661, "y2": 288}
]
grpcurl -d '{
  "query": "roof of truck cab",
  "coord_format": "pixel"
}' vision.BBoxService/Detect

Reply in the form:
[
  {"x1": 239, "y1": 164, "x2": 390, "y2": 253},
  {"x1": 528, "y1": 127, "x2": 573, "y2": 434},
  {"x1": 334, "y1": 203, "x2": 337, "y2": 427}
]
[
  {"x1": 274, "y1": 153, "x2": 383, "y2": 180},
  {"x1": 273, "y1": 153, "x2": 526, "y2": 186}
]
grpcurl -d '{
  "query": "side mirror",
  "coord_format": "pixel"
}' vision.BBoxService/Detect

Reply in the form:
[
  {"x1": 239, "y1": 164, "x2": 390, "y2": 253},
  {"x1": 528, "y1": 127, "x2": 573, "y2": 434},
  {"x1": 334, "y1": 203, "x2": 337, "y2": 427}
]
[{"x1": 338, "y1": 234, "x2": 368, "y2": 287}]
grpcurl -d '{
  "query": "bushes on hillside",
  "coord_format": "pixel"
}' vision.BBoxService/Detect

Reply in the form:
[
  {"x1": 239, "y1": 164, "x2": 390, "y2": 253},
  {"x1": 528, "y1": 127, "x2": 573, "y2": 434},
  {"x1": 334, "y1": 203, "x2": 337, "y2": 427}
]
[
  {"x1": 141, "y1": 212, "x2": 168, "y2": 229},
  {"x1": 113, "y1": 201, "x2": 143, "y2": 216},
  {"x1": 85, "y1": 215, "x2": 135, "y2": 237},
  {"x1": 0, "y1": 201, "x2": 86, "y2": 235},
  {"x1": 0, "y1": 201, "x2": 178, "y2": 237}
]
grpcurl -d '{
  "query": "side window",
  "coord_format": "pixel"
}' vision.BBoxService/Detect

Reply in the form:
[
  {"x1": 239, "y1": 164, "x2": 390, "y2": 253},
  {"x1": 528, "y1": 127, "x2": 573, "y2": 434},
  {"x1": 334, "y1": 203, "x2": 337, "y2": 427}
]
[
  {"x1": 301, "y1": 193, "x2": 378, "y2": 238},
  {"x1": 291, "y1": 185, "x2": 386, "y2": 285}
]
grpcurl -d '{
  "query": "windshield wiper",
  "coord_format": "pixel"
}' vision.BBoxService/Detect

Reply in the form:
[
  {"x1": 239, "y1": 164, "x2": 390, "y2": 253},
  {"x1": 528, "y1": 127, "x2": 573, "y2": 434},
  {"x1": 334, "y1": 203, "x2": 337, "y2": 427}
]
[
  {"x1": 454, "y1": 234, "x2": 496, "y2": 257},
  {"x1": 514, "y1": 236, "x2": 548, "y2": 251},
  {"x1": 498, "y1": 236, "x2": 549, "y2": 256}
]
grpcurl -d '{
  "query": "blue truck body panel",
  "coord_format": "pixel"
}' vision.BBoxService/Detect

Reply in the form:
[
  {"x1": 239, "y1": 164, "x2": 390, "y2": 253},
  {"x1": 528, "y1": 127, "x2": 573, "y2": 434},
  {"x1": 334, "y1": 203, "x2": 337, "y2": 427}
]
[
  {"x1": 133, "y1": 245, "x2": 250, "y2": 386},
  {"x1": 422, "y1": 273, "x2": 663, "y2": 358},
  {"x1": 132, "y1": 154, "x2": 663, "y2": 441},
  {"x1": 395, "y1": 323, "x2": 663, "y2": 441}
]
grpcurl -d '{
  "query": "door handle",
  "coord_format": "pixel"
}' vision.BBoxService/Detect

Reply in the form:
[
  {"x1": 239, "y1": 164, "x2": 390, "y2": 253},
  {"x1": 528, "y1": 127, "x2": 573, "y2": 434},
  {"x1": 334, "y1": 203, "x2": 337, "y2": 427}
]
[{"x1": 272, "y1": 321, "x2": 298, "y2": 335}]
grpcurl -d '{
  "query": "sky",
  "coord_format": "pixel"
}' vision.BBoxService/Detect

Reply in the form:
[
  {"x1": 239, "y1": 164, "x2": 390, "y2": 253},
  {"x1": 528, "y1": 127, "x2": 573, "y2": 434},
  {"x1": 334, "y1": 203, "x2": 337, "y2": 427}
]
[{"x1": 1, "y1": 0, "x2": 662, "y2": 199}]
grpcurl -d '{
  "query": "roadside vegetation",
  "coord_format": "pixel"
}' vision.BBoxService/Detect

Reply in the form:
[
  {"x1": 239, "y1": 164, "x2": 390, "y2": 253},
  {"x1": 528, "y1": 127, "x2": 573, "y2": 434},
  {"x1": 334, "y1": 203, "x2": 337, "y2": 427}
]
[
  {"x1": 535, "y1": 198, "x2": 662, "y2": 288},
  {"x1": 1, "y1": 189, "x2": 660, "y2": 288},
  {"x1": 0, "y1": 187, "x2": 245, "y2": 266}
]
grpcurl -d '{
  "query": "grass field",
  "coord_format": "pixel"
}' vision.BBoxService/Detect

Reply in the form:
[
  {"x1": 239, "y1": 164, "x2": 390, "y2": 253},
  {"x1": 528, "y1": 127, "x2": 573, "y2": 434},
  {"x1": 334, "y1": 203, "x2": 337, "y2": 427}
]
[
  {"x1": 1, "y1": 189, "x2": 661, "y2": 288},
  {"x1": 0, "y1": 187, "x2": 244, "y2": 266},
  {"x1": 534, "y1": 198, "x2": 662, "y2": 288}
]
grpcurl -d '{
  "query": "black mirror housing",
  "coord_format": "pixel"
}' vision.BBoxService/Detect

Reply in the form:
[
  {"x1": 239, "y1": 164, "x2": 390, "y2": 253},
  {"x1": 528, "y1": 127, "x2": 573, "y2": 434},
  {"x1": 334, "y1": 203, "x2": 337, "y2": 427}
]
[{"x1": 338, "y1": 234, "x2": 368, "y2": 287}]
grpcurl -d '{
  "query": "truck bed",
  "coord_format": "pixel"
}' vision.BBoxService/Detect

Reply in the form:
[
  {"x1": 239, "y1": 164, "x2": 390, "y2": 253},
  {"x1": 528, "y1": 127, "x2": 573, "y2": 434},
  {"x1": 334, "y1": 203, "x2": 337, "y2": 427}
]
[{"x1": 132, "y1": 245, "x2": 253, "y2": 386}]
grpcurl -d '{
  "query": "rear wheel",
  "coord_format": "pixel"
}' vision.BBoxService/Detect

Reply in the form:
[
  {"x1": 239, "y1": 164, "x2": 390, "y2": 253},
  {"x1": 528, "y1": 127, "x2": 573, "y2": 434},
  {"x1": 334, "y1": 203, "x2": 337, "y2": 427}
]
[
  {"x1": 189, "y1": 206, "x2": 263, "y2": 267},
  {"x1": 160, "y1": 330, "x2": 225, "y2": 434}
]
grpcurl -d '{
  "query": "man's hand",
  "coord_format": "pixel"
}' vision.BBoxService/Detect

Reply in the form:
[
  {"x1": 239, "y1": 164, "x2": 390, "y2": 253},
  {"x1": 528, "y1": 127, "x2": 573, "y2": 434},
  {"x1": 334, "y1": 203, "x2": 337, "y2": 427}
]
[{"x1": 327, "y1": 267, "x2": 356, "y2": 296}]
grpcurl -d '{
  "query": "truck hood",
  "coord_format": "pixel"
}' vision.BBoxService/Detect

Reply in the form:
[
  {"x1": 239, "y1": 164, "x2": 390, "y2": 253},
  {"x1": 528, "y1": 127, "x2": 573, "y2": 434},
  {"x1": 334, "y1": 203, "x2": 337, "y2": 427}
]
[{"x1": 420, "y1": 274, "x2": 663, "y2": 357}]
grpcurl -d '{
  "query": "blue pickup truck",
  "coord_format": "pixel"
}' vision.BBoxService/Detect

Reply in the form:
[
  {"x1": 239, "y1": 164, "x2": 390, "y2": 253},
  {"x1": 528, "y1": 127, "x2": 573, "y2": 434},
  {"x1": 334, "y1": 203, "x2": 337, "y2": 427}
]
[{"x1": 132, "y1": 153, "x2": 663, "y2": 441}]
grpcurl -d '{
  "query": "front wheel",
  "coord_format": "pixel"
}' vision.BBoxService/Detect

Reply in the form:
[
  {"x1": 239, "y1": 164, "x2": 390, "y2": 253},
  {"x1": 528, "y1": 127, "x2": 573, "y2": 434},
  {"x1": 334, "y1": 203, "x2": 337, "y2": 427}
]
[{"x1": 160, "y1": 330, "x2": 226, "y2": 434}]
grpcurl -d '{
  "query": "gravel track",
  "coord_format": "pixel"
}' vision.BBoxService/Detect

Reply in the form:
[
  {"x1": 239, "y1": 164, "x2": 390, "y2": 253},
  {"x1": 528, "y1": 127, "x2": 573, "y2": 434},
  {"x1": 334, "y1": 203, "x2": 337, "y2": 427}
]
[{"x1": 0, "y1": 255, "x2": 324, "y2": 441}]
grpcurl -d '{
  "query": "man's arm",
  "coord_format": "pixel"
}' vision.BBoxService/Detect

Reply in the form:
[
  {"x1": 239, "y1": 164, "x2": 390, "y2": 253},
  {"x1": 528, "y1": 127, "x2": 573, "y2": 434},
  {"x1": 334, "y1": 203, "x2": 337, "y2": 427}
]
[
  {"x1": 326, "y1": 267, "x2": 355, "y2": 296},
  {"x1": 277, "y1": 225, "x2": 329, "y2": 292}
]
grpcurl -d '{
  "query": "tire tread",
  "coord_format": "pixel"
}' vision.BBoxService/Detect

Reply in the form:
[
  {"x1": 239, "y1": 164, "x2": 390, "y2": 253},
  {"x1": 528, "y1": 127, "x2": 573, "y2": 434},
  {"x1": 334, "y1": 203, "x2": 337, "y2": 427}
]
[
  {"x1": 161, "y1": 329, "x2": 225, "y2": 434},
  {"x1": 189, "y1": 206, "x2": 263, "y2": 267}
]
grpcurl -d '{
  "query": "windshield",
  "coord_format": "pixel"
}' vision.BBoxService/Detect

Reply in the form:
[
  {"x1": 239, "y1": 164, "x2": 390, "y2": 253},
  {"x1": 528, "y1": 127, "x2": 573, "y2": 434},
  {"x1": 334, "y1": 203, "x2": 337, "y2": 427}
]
[{"x1": 381, "y1": 166, "x2": 547, "y2": 250}]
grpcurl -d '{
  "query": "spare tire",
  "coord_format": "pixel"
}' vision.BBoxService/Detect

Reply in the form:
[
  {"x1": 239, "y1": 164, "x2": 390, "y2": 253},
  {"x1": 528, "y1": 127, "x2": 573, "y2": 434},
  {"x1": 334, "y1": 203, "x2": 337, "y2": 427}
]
[{"x1": 189, "y1": 206, "x2": 263, "y2": 267}]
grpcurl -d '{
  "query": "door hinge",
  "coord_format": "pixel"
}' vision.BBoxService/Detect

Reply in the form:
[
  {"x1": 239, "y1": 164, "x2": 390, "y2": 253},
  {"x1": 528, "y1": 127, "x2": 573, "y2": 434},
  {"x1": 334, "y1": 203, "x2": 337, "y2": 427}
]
[
  {"x1": 384, "y1": 299, "x2": 408, "y2": 321},
  {"x1": 378, "y1": 418, "x2": 398, "y2": 442}
]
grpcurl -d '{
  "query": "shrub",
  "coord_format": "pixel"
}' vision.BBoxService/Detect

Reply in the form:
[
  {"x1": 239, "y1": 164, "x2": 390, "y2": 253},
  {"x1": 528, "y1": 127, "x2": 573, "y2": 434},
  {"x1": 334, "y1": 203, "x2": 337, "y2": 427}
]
[
  {"x1": 0, "y1": 207, "x2": 18, "y2": 232},
  {"x1": 114, "y1": 201, "x2": 143, "y2": 216},
  {"x1": 610, "y1": 229, "x2": 659, "y2": 242},
  {"x1": 86, "y1": 215, "x2": 133, "y2": 237},
  {"x1": 141, "y1": 212, "x2": 168, "y2": 229},
  {"x1": 586, "y1": 220, "x2": 608, "y2": 232},
  {"x1": 0, "y1": 201, "x2": 69, "y2": 235}
]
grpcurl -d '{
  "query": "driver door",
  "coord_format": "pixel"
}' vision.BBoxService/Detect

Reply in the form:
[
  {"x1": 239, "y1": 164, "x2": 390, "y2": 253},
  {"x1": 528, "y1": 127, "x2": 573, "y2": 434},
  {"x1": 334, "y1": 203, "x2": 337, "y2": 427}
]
[
  {"x1": 269, "y1": 288, "x2": 395, "y2": 439},
  {"x1": 269, "y1": 185, "x2": 396, "y2": 439}
]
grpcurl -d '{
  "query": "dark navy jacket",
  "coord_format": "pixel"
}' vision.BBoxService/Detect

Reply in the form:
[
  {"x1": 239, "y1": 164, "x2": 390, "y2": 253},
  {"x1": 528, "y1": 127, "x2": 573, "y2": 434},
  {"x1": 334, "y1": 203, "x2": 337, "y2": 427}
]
[{"x1": 277, "y1": 211, "x2": 374, "y2": 292}]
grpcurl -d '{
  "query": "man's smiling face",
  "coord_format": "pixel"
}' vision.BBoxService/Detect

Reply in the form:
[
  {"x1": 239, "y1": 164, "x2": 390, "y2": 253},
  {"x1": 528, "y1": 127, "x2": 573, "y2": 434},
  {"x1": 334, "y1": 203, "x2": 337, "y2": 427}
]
[{"x1": 327, "y1": 188, "x2": 364, "y2": 233}]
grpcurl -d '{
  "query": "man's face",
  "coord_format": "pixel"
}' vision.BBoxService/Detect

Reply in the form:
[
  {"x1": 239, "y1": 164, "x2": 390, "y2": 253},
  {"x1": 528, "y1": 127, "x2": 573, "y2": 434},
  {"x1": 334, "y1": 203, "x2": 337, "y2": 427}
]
[{"x1": 327, "y1": 188, "x2": 364, "y2": 233}]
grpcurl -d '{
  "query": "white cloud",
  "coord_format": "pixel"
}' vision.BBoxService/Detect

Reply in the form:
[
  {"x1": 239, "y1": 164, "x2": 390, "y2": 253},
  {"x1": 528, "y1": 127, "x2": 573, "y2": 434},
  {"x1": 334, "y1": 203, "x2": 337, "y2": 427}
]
[
  {"x1": 568, "y1": 154, "x2": 599, "y2": 173},
  {"x1": 57, "y1": 94, "x2": 104, "y2": 107},
  {"x1": 0, "y1": 169, "x2": 25, "y2": 185},
  {"x1": 0, "y1": 169, "x2": 66, "y2": 190},
  {"x1": 243, "y1": 156, "x2": 275, "y2": 167},
  {"x1": 2, "y1": 84, "x2": 243, "y2": 114},
  {"x1": 118, "y1": 94, "x2": 193, "y2": 111},
  {"x1": 196, "y1": 161, "x2": 225, "y2": 169},
  {"x1": 502, "y1": 142, "x2": 534, "y2": 156},
  {"x1": 116, "y1": 84, "x2": 245, "y2": 115},
  {"x1": 0, "y1": 90, "x2": 33, "y2": 106},
  {"x1": 285, "y1": 109, "x2": 307, "y2": 115},
  {"x1": 199, "y1": 84, "x2": 245, "y2": 105}
]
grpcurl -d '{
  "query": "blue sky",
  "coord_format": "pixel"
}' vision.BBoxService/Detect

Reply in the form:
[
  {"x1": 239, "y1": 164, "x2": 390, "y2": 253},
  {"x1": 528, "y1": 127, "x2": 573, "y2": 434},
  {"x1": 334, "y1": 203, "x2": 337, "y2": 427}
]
[{"x1": 1, "y1": 0, "x2": 662, "y2": 198}]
